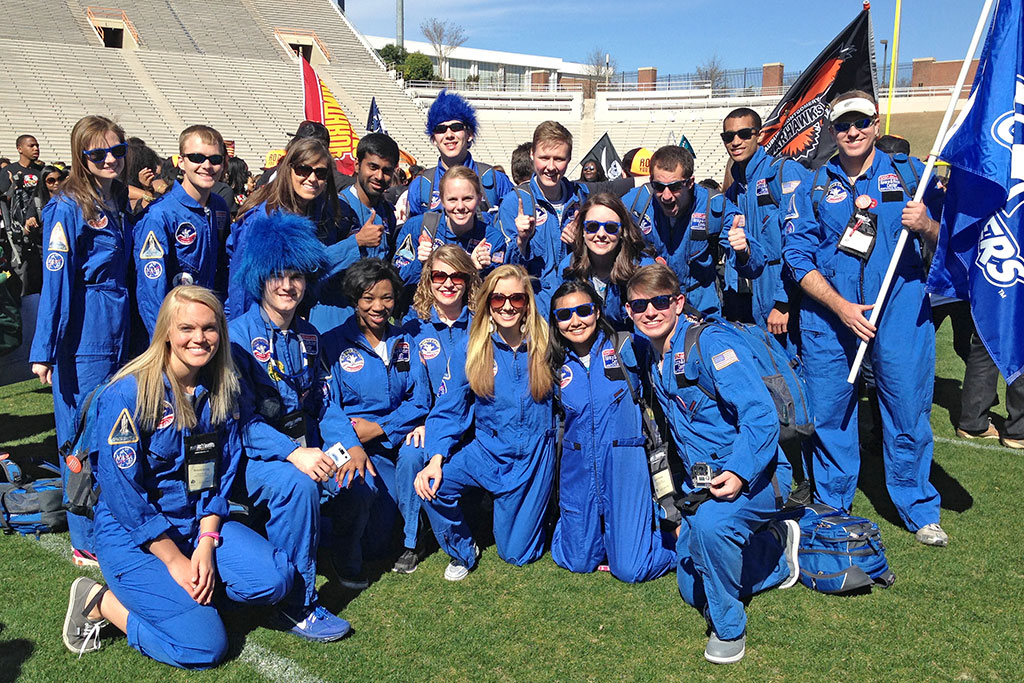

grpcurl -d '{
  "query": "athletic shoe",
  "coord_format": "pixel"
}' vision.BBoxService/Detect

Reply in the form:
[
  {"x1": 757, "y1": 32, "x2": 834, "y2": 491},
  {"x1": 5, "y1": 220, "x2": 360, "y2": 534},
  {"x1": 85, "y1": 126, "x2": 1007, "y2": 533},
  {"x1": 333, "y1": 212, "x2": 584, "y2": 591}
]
[
  {"x1": 391, "y1": 548, "x2": 419, "y2": 574},
  {"x1": 770, "y1": 519, "x2": 801, "y2": 590},
  {"x1": 1000, "y1": 436, "x2": 1024, "y2": 450},
  {"x1": 597, "y1": 564, "x2": 611, "y2": 573},
  {"x1": 63, "y1": 577, "x2": 107, "y2": 656},
  {"x1": 915, "y1": 523, "x2": 949, "y2": 547},
  {"x1": 704, "y1": 631, "x2": 745, "y2": 664},
  {"x1": 327, "y1": 552, "x2": 370, "y2": 590},
  {"x1": 279, "y1": 604, "x2": 351, "y2": 642},
  {"x1": 72, "y1": 548, "x2": 99, "y2": 568},
  {"x1": 443, "y1": 544, "x2": 479, "y2": 582},
  {"x1": 784, "y1": 480, "x2": 813, "y2": 509},
  {"x1": 956, "y1": 422, "x2": 1000, "y2": 440}
]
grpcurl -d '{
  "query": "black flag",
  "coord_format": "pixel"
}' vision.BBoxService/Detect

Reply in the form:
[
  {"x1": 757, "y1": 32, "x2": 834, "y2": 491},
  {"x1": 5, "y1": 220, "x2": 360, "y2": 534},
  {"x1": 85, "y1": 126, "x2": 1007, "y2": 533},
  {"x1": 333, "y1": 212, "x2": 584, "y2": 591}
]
[
  {"x1": 760, "y1": 8, "x2": 875, "y2": 168},
  {"x1": 581, "y1": 133, "x2": 624, "y2": 180}
]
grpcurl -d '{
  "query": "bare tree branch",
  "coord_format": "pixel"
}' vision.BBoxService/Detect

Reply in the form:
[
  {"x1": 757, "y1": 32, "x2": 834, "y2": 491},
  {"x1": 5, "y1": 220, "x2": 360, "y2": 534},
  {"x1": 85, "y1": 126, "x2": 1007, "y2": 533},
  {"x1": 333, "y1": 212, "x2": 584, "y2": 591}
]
[
  {"x1": 581, "y1": 47, "x2": 616, "y2": 97},
  {"x1": 695, "y1": 54, "x2": 728, "y2": 91},
  {"x1": 420, "y1": 18, "x2": 468, "y2": 80}
]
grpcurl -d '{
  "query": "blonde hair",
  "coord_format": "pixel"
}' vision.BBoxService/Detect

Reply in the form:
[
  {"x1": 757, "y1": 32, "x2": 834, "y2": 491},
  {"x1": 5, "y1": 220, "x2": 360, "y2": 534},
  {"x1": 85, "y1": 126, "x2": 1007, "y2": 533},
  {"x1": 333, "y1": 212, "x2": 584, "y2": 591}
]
[
  {"x1": 110, "y1": 286, "x2": 239, "y2": 432},
  {"x1": 61, "y1": 115, "x2": 126, "y2": 222},
  {"x1": 466, "y1": 265, "x2": 552, "y2": 401},
  {"x1": 532, "y1": 121, "x2": 573, "y2": 155},
  {"x1": 178, "y1": 124, "x2": 226, "y2": 156},
  {"x1": 412, "y1": 244, "x2": 480, "y2": 320},
  {"x1": 438, "y1": 165, "x2": 483, "y2": 199}
]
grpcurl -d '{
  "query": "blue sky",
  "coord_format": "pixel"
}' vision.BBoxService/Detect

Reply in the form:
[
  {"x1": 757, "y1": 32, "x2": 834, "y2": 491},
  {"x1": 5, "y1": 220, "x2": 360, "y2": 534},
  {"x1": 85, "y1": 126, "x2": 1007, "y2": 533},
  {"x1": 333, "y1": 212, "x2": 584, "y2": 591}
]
[{"x1": 344, "y1": 0, "x2": 984, "y2": 75}]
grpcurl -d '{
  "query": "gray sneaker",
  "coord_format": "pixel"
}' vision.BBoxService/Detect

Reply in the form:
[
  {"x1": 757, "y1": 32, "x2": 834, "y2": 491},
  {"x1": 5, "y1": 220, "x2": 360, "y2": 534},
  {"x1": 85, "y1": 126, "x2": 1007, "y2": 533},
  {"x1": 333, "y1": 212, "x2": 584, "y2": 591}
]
[
  {"x1": 705, "y1": 631, "x2": 746, "y2": 664},
  {"x1": 443, "y1": 544, "x2": 480, "y2": 582},
  {"x1": 915, "y1": 523, "x2": 949, "y2": 547},
  {"x1": 392, "y1": 548, "x2": 419, "y2": 574},
  {"x1": 63, "y1": 577, "x2": 108, "y2": 656}
]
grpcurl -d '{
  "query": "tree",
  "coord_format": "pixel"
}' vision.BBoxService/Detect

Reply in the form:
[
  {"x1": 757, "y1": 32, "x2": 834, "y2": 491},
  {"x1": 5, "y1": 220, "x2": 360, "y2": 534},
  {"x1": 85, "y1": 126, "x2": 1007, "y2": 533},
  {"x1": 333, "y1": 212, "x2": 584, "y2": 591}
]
[
  {"x1": 403, "y1": 52, "x2": 435, "y2": 82},
  {"x1": 377, "y1": 43, "x2": 408, "y2": 70},
  {"x1": 420, "y1": 18, "x2": 467, "y2": 80},
  {"x1": 695, "y1": 54, "x2": 728, "y2": 91},
  {"x1": 581, "y1": 47, "x2": 616, "y2": 98}
]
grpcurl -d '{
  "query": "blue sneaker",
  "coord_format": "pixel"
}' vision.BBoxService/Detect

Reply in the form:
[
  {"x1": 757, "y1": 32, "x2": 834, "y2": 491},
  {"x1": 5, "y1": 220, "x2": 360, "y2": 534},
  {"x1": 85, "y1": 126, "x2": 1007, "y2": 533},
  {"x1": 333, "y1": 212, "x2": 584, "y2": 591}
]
[{"x1": 280, "y1": 604, "x2": 351, "y2": 642}]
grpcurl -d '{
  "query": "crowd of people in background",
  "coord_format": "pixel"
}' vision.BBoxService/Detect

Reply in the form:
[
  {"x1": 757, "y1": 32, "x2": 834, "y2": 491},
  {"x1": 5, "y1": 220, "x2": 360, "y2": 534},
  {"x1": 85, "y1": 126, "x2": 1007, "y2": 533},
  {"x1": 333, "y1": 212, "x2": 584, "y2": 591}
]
[{"x1": 1, "y1": 85, "x2": 1021, "y2": 670}]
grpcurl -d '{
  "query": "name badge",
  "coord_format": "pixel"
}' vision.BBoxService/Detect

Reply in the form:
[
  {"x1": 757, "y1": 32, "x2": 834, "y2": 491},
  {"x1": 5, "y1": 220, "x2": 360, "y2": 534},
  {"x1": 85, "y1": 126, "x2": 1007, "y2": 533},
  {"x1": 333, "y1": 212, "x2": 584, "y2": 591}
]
[
  {"x1": 184, "y1": 432, "x2": 219, "y2": 494},
  {"x1": 838, "y1": 209, "x2": 878, "y2": 261}
]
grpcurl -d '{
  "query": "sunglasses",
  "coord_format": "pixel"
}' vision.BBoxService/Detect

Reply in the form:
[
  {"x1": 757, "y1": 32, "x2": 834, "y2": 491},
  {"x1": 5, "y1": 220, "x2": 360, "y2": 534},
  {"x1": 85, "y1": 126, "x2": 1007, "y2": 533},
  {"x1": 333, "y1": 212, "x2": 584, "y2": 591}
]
[
  {"x1": 184, "y1": 152, "x2": 225, "y2": 166},
  {"x1": 582, "y1": 220, "x2": 620, "y2": 235},
  {"x1": 292, "y1": 164, "x2": 330, "y2": 181},
  {"x1": 650, "y1": 179, "x2": 689, "y2": 193},
  {"x1": 433, "y1": 122, "x2": 467, "y2": 135},
  {"x1": 720, "y1": 127, "x2": 758, "y2": 144},
  {"x1": 430, "y1": 270, "x2": 469, "y2": 286},
  {"x1": 832, "y1": 117, "x2": 875, "y2": 134},
  {"x1": 45, "y1": 177, "x2": 61, "y2": 185},
  {"x1": 553, "y1": 303, "x2": 596, "y2": 322},
  {"x1": 627, "y1": 294, "x2": 676, "y2": 313},
  {"x1": 82, "y1": 143, "x2": 127, "y2": 163},
  {"x1": 489, "y1": 292, "x2": 528, "y2": 309}
]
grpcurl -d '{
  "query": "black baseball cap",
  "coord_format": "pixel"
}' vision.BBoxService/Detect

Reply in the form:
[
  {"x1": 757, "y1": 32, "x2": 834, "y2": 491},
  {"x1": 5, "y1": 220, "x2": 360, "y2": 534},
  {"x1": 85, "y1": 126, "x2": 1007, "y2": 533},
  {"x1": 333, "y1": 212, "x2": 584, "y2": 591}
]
[{"x1": 293, "y1": 121, "x2": 331, "y2": 147}]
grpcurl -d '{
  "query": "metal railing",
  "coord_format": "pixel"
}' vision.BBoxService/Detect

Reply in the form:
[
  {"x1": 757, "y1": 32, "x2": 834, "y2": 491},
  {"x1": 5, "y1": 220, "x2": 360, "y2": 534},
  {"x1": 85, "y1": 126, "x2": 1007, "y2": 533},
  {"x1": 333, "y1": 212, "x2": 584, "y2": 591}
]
[
  {"x1": 273, "y1": 28, "x2": 331, "y2": 61},
  {"x1": 405, "y1": 79, "x2": 583, "y2": 94},
  {"x1": 85, "y1": 6, "x2": 141, "y2": 46}
]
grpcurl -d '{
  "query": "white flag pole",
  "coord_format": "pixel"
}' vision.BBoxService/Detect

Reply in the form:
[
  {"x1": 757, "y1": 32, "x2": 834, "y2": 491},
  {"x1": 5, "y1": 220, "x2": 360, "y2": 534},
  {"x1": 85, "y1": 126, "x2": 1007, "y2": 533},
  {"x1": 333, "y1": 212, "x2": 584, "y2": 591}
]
[{"x1": 845, "y1": 0, "x2": 998, "y2": 384}]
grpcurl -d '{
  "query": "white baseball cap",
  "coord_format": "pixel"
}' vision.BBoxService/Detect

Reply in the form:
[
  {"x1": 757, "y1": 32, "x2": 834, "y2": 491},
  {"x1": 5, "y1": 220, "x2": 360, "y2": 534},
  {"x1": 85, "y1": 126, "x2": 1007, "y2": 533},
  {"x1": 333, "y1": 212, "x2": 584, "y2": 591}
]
[{"x1": 828, "y1": 97, "x2": 877, "y2": 122}]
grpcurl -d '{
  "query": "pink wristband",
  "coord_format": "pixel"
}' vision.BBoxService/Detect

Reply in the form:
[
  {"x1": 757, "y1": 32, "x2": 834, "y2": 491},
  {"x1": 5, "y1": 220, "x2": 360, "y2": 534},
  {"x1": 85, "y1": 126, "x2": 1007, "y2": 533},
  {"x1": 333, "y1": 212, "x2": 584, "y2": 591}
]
[{"x1": 196, "y1": 531, "x2": 222, "y2": 547}]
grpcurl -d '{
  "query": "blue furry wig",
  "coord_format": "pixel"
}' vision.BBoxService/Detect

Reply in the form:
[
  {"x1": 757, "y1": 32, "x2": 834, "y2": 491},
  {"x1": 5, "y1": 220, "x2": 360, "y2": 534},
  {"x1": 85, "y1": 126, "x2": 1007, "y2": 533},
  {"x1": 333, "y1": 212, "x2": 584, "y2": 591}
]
[
  {"x1": 234, "y1": 210, "x2": 328, "y2": 302},
  {"x1": 426, "y1": 89, "x2": 478, "y2": 137}
]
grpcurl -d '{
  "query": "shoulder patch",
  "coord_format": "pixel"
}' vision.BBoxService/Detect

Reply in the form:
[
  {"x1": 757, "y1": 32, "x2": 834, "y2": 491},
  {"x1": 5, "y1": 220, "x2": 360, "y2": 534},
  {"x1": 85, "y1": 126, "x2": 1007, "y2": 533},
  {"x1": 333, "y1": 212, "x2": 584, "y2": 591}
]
[
  {"x1": 601, "y1": 348, "x2": 620, "y2": 369},
  {"x1": 491, "y1": 249, "x2": 505, "y2": 264},
  {"x1": 157, "y1": 401, "x2": 175, "y2": 430},
  {"x1": 711, "y1": 348, "x2": 739, "y2": 371},
  {"x1": 781, "y1": 179, "x2": 801, "y2": 195},
  {"x1": 175, "y1": 222, "x2": 197, "y2": 246},
  {"x1": 395, "y1": 340, "x2": 411, "y2": 363},
  {"x1": 824, "y1": 181, "x2": 848, "y2": 204},
  {"x1": 87, "y1": 214, "x2": 108, "y2": 230},
  {"x1": 139, "y1": 230, "x2": 165, "y2": 259},
  {"x1": 784, "y1": 196, "x2": 800, "y2": 221},
  {"x1": 755, "y1": 178, "x2": 769, "y2": 196},
  {"x1": 45, "y1": 253, "x2": 64, "y2": 271},
  {"x1": 47, "y1": 222, "x2": 69, "y2": 252},
  {"x1": 877, "y1": 173, "x2": 902, "y2": 193},
  {"x1": 108, "y1": 408, "x2": 140, "y2": 445},
  {"x1": 112, "y1": 446, "x2": 136, "y2": 470},
  {"x1": 559, "y1": 364, "x2": 573, "y2": 388},
  {"x1": 394, "y1": 234, "x2": 415, "y2": 265},
  {"x1": 143, "y1": 261, "x2": 163, "y2": 280}
]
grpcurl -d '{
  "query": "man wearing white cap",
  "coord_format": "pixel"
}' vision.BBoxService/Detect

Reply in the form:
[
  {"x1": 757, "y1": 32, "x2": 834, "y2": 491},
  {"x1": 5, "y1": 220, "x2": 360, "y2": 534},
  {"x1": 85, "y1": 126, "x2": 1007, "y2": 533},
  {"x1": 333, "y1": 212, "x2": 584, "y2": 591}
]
[{"x1": 782, "y1": 90, "x2": 949, "y2": 546}]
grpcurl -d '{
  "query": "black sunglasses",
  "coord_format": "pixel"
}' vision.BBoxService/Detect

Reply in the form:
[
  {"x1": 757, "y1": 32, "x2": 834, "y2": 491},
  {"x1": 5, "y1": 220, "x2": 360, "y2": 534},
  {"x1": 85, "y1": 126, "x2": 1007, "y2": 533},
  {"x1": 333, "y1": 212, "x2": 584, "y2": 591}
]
[
  {"x1": 430, "y1": 270, "x2": 469, "y2": 286},
  {"x1": 433, "y1": 121, "x2": 467, "y2": 135},
  {"x1": 82, "y1": 143, "x2": 127, "y2": 163},
  {"x1": 582, "y1": 220, "x2": 620, "y2": 235},
  {"x1": 184, "y1": 152, "x2": 225, "y2": 166},
  {"x1": 832, "y1": 117, "x2": 876, "y2": 134},
  {"x1": 651, "y1": 179, "x2": 689, "y2": 193},
  {"x1": 627, "y1": 294, "x2": 676, "y2": 313},
  {"x1": 489, "y1": 292, "x2": 528, "y2": 309},
  {"x1": 292, "y1": 164, "x2": 330, "y2": 181},
  {"x1": 720, "y1": 127, "x2": 758, "y2": 144},
  {"x1": 553, "y1": 303, "x2": 596, "y2": 322}
]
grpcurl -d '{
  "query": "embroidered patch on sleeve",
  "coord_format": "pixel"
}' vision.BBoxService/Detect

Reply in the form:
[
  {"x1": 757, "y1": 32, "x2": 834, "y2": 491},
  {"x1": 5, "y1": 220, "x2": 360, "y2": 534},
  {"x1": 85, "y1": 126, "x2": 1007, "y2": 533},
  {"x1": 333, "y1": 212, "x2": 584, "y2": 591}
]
[
  {"x1": 711, "y1": 349, "x2": 739, "y2": 371},
  {"x1": 108, "y1": 408, "x2": 140, "y2": 445}
]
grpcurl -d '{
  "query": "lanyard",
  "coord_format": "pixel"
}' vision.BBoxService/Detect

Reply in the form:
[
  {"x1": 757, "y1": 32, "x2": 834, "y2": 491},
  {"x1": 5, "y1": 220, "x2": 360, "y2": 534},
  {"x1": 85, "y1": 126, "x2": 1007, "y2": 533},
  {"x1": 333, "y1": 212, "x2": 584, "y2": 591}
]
[{"x1": 260, "y1": 309, "x2": 313, "y2": 391}]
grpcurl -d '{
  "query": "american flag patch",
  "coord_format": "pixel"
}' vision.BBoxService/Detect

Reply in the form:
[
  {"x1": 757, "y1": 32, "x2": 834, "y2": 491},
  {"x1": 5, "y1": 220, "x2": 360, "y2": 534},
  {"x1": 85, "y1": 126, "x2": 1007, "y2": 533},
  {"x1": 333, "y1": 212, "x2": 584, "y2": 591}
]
[{"x1": 712, "y1": 349, "x2": 739, "y2": 370}]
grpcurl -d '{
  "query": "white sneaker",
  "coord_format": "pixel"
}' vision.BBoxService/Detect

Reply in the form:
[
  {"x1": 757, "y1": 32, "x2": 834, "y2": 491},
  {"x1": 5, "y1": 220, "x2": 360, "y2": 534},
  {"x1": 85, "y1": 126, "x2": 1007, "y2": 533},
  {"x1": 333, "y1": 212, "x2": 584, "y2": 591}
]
[
  {"x1": 775, "y1": 519, "x2": 801, "y2": 589},
  {"x1": 915, "y1": 523, "x2": 949, "y2": 547},
  {"x1": 443, "y1": 544, "x2": 479, "y2": 582}
]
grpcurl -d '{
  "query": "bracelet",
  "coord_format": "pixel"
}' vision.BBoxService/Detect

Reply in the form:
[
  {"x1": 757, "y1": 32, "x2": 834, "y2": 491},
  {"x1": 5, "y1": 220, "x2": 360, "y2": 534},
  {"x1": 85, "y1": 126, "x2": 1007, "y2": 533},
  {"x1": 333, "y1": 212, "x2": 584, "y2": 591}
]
[{"x1": 196, "y1": 531, "x2": 222, "y2": 548}]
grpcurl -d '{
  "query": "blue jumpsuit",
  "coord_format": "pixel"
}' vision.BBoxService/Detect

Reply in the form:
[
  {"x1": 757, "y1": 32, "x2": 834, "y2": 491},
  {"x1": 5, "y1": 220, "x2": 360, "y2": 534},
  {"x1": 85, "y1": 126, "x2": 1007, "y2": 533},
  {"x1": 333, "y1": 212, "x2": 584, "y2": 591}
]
[
  {"x1": 406, "y1": 153, "x2": 514, "y2": 217},
  {"x1": 134, "y1": 182, "x2": 229, "y2": 335},
  {"x1": 622, "y1": 183, "x2": 763, "y2": 315},
  {"x1": 31, "y1": 194, "x2": 132, "y2": 553},
  {"x1": 782, "y1": 152, "x2": 942, "y2": 530},
  {"x1": 338, "y1": 185, "x2": 396, "y2": 262},
  {"x1": 639, "y1": 322, "x2": 792, "y2": 641},
  {"x1": 93, "y1": 375, "x2": 292, "y2": 669},
  {"x1": 322, "y1": 316, "x2": 428, "y2": 555},
  {"x1": 392, "y1": 211, "x2": 508, "y2": 285},
  {"x1": 228, "y1": 304, "x2": 369, "y2": 610},
  {"x1": 403, "y1": 307, "x2": 472, "y2": 401},
  {"x1": 422, "y1": 335, "x2": 556, "y2": 568},
  {"x1": 551, "y1": 332, "x2": 675, "y2": 582}
]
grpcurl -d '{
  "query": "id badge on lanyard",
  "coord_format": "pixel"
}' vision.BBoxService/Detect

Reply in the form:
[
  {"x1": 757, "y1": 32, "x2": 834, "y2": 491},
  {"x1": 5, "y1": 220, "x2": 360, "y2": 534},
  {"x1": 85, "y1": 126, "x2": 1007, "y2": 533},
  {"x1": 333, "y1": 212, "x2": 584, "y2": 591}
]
[
  {"x1": 838, "y1": 207, "x2": 878, "y2": 261},
  {"x1": 281, "y1": 409, "x2": 307, "y2": 448},
  {"x1": 185, "y1": 432, "x2": 219, "y2": 494}
]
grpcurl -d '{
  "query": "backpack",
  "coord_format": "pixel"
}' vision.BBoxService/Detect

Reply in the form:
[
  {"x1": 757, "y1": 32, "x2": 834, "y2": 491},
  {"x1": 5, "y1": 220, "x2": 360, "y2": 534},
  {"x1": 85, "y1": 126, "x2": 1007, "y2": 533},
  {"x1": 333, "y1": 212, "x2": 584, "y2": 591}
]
[
  {"x1": 0, "y1": 476, "x2": 66, "y2": 536},
  {"x1": 783, "y1": 503, "x2": 895, "y2": 594},
  {"x1": 683, "y1": 318, "x2": 815, "y2": 444},
  {"x1": 60, "y1": 381, "x2": 112, "y2": 519}
]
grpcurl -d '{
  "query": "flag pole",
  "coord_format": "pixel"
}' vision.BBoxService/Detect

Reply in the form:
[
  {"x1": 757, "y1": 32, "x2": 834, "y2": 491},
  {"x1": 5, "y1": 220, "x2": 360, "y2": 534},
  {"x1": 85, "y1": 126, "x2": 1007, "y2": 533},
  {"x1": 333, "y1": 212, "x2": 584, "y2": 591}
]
[
  {"x1": 846, "y1": 0, "x2": 998, "y2": 384},
  {"x1": 883, "y1": 0, "x2": 901, "y2": 134}
]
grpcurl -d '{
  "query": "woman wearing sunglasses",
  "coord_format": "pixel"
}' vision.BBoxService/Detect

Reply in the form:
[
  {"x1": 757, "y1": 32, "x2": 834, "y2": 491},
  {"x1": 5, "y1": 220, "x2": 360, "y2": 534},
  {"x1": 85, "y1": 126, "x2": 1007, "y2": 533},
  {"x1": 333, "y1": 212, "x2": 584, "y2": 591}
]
[
  {"x1": 31, "y1": 115, "x2": 133, "y2": 567},
  {"x1": 393, "y1": 166, "x2": 507, "y2": 286},
  {"x1": 415, "y1": 264, "x2": 555, "y2": 580},
  {"x1": 548, "y1": 279, "x2": 675, "y2": 583},
  {"x1": 540, "y1": 192, "x2": 655, "y2": 325},
  {"x1": 227, "y1": 138, "x2": 347, "y2": 321}
]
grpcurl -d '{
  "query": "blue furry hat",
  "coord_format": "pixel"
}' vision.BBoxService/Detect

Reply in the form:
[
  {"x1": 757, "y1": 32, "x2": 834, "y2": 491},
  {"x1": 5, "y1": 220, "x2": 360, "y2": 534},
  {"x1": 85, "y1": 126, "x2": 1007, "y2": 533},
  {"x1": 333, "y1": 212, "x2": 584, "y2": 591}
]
[
  {"x1": 426, "y1": 89, "x2": 478, "y2": 137},
  {"x1": 234, "y1": 210, "x2": 328, "y2": 302}
]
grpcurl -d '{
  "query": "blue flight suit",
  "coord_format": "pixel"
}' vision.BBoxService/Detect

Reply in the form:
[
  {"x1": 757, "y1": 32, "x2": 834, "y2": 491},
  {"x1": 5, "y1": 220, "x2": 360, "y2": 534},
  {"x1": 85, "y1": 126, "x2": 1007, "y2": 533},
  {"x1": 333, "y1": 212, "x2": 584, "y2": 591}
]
[
  {"x1": 93, "y1": 375, "x2": 292, "y2": 670},
  {"x1": 31, "y1": 195, "x2": 133, "y2": 553},
  {"x1": 392, "y1": 211, "x2": 508, "y2": 285},
  {"x1": 551, "y1": 332, "x2": 675, "y2": 583},
  {"x1": 422, "y1": 335, "x2": 556, "y2": 568},
  {"x1": 402, "y1": 307, "x2": 472, "y2": 403},
  {"x1": 782, "y1": 152, "x2": 942, "y2": 531},
  {"x1": 322, "y1": 316, "x2": 428, "y2": 554},
  {"x1": 724, "y1": 147, "x2": 789, "y2": 329},
  {"x1": 134, "y1": 182, "x2": 229, "y2": 335},
  {"x1": 338, "y1": 184, "x2": 396, "y2": 262},
  {"x1": 406, "y1": 153, "x2": 514, "y2": 217},
  {"x1": 228, "y1": 304, "x2": 369, "y2": 609},
  {"x1": 539, "y1": 253, "x2": 656, "y2": 325},
  {"x1": 639, "y1": 321, "x2": 792, "y2": 641},
  {"x1": 623, "y1": 183, "x2": 763, "y2": 315}
]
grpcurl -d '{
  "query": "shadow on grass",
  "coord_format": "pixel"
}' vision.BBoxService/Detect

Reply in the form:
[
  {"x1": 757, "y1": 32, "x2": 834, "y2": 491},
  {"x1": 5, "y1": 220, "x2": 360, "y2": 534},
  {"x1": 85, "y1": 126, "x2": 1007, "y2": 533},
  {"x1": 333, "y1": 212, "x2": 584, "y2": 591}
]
[
  {"x1": 3, "y1": 411, "x2": 56, "y2": 444},
  {"x1": 0, "y1": 623, "x2": 34, "y2": 683},
  {"x1": 933, "y1": 376, "x2": 964, "y2": 429}
]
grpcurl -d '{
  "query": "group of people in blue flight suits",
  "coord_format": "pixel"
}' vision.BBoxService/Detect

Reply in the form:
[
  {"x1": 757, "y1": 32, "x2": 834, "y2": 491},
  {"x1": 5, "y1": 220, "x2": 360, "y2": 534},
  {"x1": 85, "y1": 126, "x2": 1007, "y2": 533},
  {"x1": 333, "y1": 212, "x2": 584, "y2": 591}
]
[{"x1": 41, "y1": 86, "x2": 950, "y2": 669}]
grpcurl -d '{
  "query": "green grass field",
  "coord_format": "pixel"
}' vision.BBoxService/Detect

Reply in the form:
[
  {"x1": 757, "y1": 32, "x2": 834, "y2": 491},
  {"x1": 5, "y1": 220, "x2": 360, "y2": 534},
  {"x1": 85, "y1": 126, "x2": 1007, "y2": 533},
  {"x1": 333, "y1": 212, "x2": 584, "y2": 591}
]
[{"x1": 2, "y1": 320, "x2": 1022, "y2": 682}]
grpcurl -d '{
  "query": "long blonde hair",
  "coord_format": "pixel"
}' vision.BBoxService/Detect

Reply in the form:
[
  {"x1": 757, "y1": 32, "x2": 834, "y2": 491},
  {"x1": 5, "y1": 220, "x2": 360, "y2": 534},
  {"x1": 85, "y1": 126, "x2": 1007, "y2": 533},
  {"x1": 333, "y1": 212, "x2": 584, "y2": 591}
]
[
  {"x1": 110, "y1": 286, "x2": 239, "y2": 431},
  {"x1": 466, "y1": 265, "x2": 552, "y2": 401},
  {"x1": 412, "y1": 244, "x2": 480, "y2": 320},
  {"x1": 60, "y1": 115, "x2": 126, "y2": 222}
]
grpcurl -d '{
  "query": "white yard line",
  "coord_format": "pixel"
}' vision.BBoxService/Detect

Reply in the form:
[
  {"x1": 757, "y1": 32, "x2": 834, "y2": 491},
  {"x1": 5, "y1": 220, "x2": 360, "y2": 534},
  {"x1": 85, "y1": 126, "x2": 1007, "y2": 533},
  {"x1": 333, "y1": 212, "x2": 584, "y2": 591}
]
[{"x1": 934, "y1": 435, "x2": 1014, "y2": 453}]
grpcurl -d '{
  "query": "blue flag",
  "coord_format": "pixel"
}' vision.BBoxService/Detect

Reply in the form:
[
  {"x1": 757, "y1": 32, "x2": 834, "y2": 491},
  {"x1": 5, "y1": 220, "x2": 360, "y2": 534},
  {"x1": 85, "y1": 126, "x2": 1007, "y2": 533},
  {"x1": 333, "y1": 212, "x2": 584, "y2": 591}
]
[
  {"x1": 928, "y1": 0, "x2": 1024, "y2": 383},
  {"x1": 366, "y1": 97, "x2": 388, "y2": 135}
]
